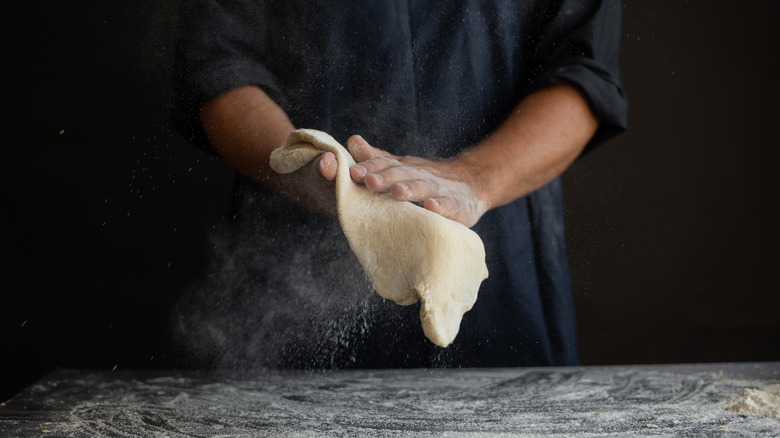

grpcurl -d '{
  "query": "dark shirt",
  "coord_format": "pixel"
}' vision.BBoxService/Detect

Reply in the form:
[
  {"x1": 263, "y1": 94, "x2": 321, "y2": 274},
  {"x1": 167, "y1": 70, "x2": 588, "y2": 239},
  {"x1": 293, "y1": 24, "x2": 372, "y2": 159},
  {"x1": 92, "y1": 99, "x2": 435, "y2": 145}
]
[{"x1": 171, "y1": 0, "x2": 628, "y2": 369}]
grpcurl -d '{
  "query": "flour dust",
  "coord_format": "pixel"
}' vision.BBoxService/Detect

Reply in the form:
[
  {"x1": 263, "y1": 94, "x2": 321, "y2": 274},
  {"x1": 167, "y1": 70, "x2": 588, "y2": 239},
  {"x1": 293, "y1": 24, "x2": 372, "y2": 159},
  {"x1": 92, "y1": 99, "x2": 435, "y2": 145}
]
[{"x1": 169, "y1": 188, "x2": 387, "y2": 370}]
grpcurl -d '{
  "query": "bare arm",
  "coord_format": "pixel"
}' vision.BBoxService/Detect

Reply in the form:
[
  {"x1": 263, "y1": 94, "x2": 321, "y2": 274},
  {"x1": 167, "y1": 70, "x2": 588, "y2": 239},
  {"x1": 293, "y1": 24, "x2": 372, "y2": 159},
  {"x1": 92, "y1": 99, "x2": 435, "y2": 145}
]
[
  {"x1": 348, "y1": 84, "x2": 599, "y2": 227},
  {"x1": 197, "y1": 85, "x2": 340, "y2": 216},
  {"x1": 198, "y1": 83, "x2": 597, "y2": 226}
]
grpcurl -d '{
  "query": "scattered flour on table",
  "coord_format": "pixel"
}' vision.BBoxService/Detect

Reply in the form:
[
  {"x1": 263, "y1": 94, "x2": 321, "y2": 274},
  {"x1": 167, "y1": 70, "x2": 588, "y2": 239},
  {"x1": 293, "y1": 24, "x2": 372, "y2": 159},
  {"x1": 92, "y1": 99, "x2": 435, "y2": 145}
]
[{"x1": 724, "y1": 384, "x2": 780, "y2": 418}]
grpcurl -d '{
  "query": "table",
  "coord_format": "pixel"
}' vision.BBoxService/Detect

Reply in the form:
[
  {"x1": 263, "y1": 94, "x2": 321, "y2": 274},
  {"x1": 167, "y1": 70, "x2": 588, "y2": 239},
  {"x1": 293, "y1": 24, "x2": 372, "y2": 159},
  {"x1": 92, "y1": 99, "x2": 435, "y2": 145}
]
[{"x1": 2, "y1": 362, "x2": 779, "y2": 437}]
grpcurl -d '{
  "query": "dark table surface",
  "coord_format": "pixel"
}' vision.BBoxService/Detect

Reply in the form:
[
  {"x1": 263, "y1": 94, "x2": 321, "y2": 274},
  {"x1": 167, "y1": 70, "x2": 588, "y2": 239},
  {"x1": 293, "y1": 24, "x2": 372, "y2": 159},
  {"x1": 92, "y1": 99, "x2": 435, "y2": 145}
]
[{"x1": 2, "y1": 362, "x2": 779, "y2": 437}]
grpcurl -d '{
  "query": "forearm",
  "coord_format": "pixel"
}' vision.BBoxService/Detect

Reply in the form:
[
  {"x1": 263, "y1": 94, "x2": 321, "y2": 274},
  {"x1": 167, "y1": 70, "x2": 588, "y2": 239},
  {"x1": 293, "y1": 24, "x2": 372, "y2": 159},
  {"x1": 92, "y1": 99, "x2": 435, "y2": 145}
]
[
  {"x1": 198, "y1": 84, "x2": 295, "y2": 191},
  {"x1": 198, "y1": 85, "x2": 341, "y2": 216},
  {"x1": 455, "y1": 84, "x2": 599, "y2": 211}
]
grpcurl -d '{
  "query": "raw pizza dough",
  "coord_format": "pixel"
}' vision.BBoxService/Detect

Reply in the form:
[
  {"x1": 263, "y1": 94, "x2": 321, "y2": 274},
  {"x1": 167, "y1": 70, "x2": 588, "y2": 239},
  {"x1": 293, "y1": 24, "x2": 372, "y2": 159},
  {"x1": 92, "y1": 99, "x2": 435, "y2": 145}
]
[
  {"x1": 725, "y1": 384, "x2": 780, "y2": 418},
  {"x1": 269, "y1": 129, "x2": 488, "y2": 347}
]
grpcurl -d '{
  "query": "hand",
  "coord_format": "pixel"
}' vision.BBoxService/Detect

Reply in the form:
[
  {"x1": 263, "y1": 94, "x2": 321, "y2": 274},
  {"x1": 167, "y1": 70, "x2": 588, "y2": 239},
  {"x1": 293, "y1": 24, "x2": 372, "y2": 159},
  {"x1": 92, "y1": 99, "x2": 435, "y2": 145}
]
[
  {"x1": 279, "y1": 151, "x2": 339, "y2": 218},
  {"x1": 346, "y1": 135, "x2": 487, "y2": 227},
  {"x1": 197, "y1": 85, "x2": 341, "y2": 218}
]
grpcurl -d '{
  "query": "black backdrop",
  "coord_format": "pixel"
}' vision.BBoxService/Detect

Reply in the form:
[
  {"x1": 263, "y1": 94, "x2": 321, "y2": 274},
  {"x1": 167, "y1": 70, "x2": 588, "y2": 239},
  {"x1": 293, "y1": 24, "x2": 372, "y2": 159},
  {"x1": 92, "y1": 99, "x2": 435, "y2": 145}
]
[{"x1": 4, "y1": 1, "x2": 779, "y2": 400}]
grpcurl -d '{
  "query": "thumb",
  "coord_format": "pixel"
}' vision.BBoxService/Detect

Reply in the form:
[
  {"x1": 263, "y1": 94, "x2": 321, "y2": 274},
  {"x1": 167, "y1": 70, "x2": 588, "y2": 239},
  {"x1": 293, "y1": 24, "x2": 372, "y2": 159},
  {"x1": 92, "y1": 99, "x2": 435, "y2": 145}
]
[{"x1": 315, "y1": 151, "x2": 337, "y2": 181}]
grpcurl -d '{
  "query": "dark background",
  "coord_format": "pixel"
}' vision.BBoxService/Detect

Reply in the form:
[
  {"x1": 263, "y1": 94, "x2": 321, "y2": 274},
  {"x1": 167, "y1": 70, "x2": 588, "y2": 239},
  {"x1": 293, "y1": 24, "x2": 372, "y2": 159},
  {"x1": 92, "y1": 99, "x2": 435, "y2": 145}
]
[{"x1": 4, "y1": 1, "x2": 778, "y2": 401}]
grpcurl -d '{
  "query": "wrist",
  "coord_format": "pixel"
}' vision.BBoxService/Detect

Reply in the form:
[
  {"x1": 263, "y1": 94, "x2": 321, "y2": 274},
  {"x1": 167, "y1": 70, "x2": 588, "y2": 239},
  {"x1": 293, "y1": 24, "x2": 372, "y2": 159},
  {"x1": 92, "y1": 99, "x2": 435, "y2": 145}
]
[{"x1": 449, "y1": 150, "x2": 494, "y2": 213}]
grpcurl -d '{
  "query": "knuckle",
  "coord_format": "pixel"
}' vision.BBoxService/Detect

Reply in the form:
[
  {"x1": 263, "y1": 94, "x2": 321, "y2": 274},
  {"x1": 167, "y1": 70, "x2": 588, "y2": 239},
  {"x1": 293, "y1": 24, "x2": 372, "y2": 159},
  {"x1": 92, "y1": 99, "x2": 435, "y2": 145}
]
[{"x1": 364, "y1": 156, "x2": 395, "y2": 170}]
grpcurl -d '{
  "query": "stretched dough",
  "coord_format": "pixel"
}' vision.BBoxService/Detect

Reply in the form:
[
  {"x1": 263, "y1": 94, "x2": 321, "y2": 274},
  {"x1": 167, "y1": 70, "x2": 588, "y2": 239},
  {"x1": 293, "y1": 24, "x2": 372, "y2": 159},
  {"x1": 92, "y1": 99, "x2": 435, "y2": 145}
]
[{"x1": 269, "y1": 129, "x2": 488, "y2": 347}]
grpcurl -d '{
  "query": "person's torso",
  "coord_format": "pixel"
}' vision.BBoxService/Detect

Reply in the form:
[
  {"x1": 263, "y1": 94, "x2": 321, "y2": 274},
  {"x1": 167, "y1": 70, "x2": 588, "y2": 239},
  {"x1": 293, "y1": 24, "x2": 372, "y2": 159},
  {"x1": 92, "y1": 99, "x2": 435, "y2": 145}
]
[{"x1": 253, "y1": 0, "x2": 545, "y2": 156}]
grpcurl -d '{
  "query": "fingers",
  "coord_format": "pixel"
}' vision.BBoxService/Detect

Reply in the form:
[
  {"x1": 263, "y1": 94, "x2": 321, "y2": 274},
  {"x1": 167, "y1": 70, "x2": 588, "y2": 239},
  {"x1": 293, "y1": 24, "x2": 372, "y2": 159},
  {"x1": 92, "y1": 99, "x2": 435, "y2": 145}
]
[
  {"x1": 387, "y1": 177, "x2": 440, "y2": 202},
  {"x1": 352, "y1": 157, "x2": 409, "y2": 186},
  {"x1": 366, "y1": 169, "x2": 464, "y2": 220},
  {"x1": 424, "y1": 197, "x2": 480, "y2": 228},
  {"x1": 406, "y1": 182, "x2": 483, "y2": 228},
  {"x1": 423, "y1": 198, "x2": 445, "y2": 215},
  {"x1": 345, "y1": 135, "x2": 483, "y2": 226},
  {"x1": 348, "y1": 135, "x2": 399, "y2": 183},
  {"x1": 347, "y1": 135, "x2": 393, "y2": 162},
  {"x1": 394, "y1": 181, "x2": 458, "y2": 218}
]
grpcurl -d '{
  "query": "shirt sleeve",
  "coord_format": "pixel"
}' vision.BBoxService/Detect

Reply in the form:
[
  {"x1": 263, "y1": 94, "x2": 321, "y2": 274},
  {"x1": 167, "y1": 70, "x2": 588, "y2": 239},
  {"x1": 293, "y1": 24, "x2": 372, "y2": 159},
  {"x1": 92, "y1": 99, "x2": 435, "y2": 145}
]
[
  {"x1": 525, "y1": 0, "x2": 628, "y2": 151},
  {"x1": 169, "y1": 0, "x2": 284, "y2": 152}
]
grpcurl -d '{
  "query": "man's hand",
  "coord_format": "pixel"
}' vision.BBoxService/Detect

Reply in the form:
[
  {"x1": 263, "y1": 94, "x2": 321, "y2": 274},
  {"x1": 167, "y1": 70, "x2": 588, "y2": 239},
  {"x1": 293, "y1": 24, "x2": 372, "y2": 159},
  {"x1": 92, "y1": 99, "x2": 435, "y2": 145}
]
[
  {"x1": 199, "y1": 85, "x2": 342, "y2": 218},
  {"x1": 345, "y1": 85, "x2": 599, "y2": 228},
  {"x1": 274, "y1": 151, "x2": 339, "y2": 218},
  {"x1": 347, "y1": 136, "x2": 487, "y2": 228}
]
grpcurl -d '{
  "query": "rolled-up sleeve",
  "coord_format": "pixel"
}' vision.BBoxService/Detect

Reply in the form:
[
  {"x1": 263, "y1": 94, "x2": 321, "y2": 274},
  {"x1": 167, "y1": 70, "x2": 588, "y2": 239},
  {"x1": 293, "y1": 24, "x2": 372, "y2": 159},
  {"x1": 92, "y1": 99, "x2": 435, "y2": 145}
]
[
  {"x1": 526, "y1": 0, "x2": 628, "y2": 150},
  {"x1": 170, "y1": 0, "x2": 283, "y2": 151}
]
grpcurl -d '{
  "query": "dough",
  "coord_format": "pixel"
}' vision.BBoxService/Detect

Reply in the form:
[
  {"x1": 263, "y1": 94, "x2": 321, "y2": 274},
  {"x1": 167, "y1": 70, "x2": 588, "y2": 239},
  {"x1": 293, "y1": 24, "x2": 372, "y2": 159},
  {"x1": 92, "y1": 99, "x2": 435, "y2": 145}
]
[
  {"x1": 725, "y1": 384, "x2": 780, "y2": 418},
  {"x1": 269, "y1": 129, "x2": 488, "y2": 347}
]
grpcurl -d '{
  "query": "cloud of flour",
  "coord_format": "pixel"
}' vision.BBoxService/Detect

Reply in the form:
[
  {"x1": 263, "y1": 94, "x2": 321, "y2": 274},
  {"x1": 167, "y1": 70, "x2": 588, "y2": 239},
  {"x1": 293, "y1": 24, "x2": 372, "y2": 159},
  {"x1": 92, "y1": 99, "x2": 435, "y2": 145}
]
[{"x1": 169, "y1": 186, "x2": 383, "y2": 370}]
